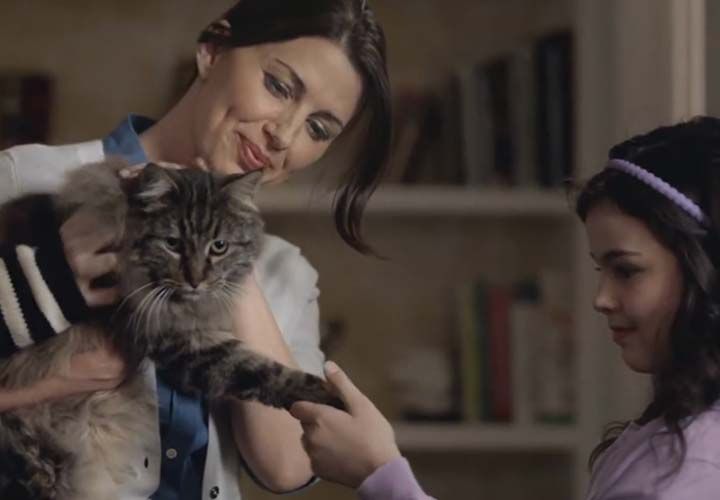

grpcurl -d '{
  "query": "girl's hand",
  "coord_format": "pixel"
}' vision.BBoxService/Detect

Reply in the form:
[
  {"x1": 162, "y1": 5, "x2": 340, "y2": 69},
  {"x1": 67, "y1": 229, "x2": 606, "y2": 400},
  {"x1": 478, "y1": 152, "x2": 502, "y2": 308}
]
[
  {"x1": 60, "y1": 208, "x2": 120, "y2": 306},
  {"x1": 289, "y1": 362, "x2": 401, "y2": 488}
]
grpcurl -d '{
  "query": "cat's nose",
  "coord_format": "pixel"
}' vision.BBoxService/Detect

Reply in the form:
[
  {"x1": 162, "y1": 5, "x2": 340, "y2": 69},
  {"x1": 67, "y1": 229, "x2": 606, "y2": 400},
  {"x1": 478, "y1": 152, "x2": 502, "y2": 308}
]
[{"x1": 184, "y1": 263, "x2": 204, "y2": 289}]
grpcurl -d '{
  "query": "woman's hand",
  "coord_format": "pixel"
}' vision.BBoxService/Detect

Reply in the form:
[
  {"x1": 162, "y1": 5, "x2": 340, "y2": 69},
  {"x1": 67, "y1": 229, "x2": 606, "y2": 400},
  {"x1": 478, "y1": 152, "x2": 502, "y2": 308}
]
[
  {"x1": 289, "y1": 362, "x2": 401, "y2": 489},
  {"x1": 60, "y1": 208, "x2": 120, "y2": 306},
  {"x1": 46, "y1": 342, "x2": 127, "y2": 399},
  {"x1": 0, "y1": 343, "x2": 126, "y2": 412}
]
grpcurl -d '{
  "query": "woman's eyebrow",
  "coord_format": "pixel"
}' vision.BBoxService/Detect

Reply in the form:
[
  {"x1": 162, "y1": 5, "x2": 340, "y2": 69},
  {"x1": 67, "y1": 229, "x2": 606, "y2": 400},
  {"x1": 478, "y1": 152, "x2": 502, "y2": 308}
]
[
  {"x1": 275, "y1": 58, "x2": 345, "y2": 129},
  {"x1": 275, "y1": 58, "x2": 306, "y2": 95}
]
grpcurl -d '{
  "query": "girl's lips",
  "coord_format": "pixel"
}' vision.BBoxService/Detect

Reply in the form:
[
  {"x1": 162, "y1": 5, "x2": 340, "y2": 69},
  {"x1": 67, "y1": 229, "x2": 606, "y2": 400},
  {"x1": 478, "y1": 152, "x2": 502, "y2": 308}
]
[{"x1": 611, "y1": 327, "x2": 635, "y2": 344}]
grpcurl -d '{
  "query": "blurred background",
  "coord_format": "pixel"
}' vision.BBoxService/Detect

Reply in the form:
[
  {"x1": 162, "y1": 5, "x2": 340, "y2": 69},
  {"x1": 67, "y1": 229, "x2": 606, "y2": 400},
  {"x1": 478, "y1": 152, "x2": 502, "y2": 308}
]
[{"x1": 0, "y1": 0, "x2": 713, "y2": 498}]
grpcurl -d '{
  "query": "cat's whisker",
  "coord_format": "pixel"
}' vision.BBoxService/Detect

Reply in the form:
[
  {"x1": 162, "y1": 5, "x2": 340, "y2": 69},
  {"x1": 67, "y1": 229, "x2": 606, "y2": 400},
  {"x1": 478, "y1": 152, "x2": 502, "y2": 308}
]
[
  {"x1": 146, "y1": 286, "x2": 170, "y2": 336},
  {"x1": 220, "y1": 280, "x2": 245, "y2": 298},
  {"x1": 129, "y1": 286, "x2": 163, "y2": 335},
  {"x1": 145, "y1": 288, "x2": 162, "y2": 335},
  {"x1": 112, "y1": 282, "x2": 158, "y2": 321},
  {"x1": 216, "y1": 290, "x2": 235, "y2": 316},
  {"x1": 153, "y1": 287, "x2": 173, "y2": 334}
]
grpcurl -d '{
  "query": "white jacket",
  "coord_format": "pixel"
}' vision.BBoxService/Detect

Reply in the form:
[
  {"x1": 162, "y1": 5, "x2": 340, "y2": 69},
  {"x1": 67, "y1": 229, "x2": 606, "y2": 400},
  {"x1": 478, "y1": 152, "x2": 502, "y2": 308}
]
[{"x1": 0, "y1": 141, "x2": 325, "y2": 499}]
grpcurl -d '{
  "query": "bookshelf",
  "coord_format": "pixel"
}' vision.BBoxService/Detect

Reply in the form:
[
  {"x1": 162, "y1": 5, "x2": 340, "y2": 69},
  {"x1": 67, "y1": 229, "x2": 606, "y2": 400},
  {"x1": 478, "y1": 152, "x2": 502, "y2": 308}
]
[
  {"x1": 393, "y1": 421, "x2": 579, "y2": 453},
  {"x1": 257, "y1": 186, "x2": 571, "y2": 217}
]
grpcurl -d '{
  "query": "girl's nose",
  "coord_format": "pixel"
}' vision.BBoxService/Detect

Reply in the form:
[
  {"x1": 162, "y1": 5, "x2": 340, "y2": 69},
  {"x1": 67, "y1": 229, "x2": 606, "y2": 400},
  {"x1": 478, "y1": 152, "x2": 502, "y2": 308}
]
[{"x1": 593, "y1": 276, "x2": 618, "y2": 314}]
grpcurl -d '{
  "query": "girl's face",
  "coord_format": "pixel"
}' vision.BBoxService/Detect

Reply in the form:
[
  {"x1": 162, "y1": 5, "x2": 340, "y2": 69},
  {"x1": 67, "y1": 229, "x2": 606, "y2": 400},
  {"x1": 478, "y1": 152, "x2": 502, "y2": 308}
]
[
  {"x1": 585, "y1": 200, "x2": 684, "y2": 373},
  {"x1": 190, "y1": 36, "x2": 363, "y2": 185}
]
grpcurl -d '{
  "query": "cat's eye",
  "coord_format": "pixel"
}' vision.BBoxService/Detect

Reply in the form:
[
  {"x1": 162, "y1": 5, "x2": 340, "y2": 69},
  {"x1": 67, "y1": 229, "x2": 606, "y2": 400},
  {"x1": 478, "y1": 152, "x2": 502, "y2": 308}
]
[
  {"x1": 164, "y1": 237, "x2": 181, "y2": 252},
  {"x1": 209, "y1": 240, "x2": 229, "y2": 256}
]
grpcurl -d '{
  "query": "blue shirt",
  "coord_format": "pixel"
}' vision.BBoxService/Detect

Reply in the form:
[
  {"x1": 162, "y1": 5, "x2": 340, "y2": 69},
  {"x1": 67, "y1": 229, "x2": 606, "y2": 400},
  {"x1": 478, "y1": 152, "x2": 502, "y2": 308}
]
[{"x1": 103, "y1": 115, "x2": 208, "y2": 500}]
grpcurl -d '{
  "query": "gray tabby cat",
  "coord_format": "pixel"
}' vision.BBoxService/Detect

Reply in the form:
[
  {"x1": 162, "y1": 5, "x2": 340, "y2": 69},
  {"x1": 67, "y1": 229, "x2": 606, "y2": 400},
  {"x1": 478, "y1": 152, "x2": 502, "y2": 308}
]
[{"x1": 0, "y1": 161, "x2": 341, "y2": 499}]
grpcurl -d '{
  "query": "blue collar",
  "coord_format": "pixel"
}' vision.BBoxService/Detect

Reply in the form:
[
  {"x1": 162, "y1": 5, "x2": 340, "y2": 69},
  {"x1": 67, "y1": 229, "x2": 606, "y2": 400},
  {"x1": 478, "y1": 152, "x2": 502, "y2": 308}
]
[{"x1": 102, "y1": 114, "x2": 155, "y2": 164}]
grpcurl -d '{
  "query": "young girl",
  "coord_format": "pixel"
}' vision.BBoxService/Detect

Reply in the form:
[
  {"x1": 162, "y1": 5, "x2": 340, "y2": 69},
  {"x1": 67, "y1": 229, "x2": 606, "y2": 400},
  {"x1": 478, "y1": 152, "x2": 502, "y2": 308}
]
[
  {"x1": 0, "y1": 1, "x2": 391, "y2": 499},
  {"x1": 292, "y1": 116, "x2": 720, "y2": 499}
]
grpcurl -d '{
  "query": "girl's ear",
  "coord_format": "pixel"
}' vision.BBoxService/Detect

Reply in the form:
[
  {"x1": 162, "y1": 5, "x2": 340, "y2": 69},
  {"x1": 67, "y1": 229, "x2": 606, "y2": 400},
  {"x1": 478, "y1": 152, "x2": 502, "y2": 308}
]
[{"x1": 196, "y1": 19, "x2": 231, "y2": 81}]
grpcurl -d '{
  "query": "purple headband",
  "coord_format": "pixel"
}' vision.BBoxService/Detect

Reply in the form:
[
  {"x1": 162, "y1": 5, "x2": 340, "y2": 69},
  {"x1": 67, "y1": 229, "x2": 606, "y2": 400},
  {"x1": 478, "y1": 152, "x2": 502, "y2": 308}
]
[{"x1": 606, "y1": 158, "x2": 708, "y2": 224}]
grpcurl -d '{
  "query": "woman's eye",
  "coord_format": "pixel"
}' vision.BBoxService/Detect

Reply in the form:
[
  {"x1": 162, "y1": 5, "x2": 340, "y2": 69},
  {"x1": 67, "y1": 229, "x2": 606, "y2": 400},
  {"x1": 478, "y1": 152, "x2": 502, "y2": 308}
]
[
  {"x1": 307, "y1": 119, "x2": 331, "y2": 141},
  {"x1": 210, "y1": 240, "x2": 229, "y2": 256},
  {"x1": 165, "y1": 237, "x2": 181, "y2": 251},
  {"x1": 264, "y1": 72, "x2": 292, "y2": 99}
]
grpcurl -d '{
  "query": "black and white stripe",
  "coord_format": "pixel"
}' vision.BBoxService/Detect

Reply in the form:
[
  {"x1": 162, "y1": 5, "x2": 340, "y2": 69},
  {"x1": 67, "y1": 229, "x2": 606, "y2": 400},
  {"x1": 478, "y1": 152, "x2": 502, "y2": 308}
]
[{"x1": 0, "y1": 243, "x2": 87, "y2": 358}]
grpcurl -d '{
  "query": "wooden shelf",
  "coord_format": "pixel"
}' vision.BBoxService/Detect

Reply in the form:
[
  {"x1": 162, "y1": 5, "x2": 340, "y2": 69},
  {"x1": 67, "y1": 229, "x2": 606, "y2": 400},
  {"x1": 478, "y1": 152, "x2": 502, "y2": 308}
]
[
  {"x1": 257, "y1": 185, "x2": 572, "y2": 217},
  {"x1": 392, "y1": 422, "x2": 579, "y2": 453}
]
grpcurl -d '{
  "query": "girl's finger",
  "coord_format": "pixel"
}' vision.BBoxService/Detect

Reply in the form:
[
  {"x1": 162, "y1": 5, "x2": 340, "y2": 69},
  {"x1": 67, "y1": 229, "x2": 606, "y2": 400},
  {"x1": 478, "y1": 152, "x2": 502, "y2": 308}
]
[{"x1": 84, "y1": 286, "x2": 120, "y2": 307}]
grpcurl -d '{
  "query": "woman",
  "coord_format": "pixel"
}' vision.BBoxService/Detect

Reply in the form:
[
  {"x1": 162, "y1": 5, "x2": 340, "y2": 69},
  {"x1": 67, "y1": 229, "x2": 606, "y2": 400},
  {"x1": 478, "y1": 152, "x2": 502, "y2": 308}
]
[
  {"x1": 0, "y1": 1, "x2": 391, "y2": 499},
  {"x1": 292, "y1": 117, "x2": 720, "y2": 499}
]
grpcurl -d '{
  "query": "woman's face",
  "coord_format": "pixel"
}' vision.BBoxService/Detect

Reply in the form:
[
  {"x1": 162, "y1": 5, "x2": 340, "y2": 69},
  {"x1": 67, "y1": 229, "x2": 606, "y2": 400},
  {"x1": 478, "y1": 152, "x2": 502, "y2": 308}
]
[
  {"x1": 191, "y1": 36, "x2": 363, "y2": 184},
  {"x1": 585, "y1": 200, "x2": 684, "y2": 373}
]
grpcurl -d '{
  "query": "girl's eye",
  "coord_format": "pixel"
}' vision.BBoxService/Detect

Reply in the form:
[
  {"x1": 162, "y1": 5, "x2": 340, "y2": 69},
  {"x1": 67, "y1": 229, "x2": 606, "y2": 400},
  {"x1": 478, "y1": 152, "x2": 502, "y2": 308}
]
[
  {"x1": 165, "y1": 237, "x2": 181, "y2": 251},
  {"x1": 307, "y1": 119, "x2": 331, "y2": 141},
  {"x1": 210, "y1": 240, "x2": 229, "y2": 256},
  {"x1": 615, "y1": 266, "x2": 640, "y2": 280},
  {"x1": 264, "y1": 72, "x2": 292, "y2": 100}
]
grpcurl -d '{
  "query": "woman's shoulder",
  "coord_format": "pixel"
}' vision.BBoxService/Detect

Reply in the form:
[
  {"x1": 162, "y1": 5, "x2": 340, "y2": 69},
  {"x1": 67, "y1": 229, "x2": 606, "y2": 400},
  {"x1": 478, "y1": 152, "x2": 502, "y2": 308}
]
[
  {"x1": 1, "y1": 140, "x2": 105, "y2": 198},
  {"x1": 2, "y1": 140, "x2": 104, "y2": 167}
]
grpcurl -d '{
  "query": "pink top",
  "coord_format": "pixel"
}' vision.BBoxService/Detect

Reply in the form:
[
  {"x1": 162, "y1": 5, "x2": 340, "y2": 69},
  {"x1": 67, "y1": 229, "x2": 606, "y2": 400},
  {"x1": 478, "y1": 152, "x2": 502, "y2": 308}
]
[
  {"x1": 587, "y1": 404, "x2": 720, "y2": 499},
  {"x1": 356, "y1": 405, "x2": 720, "y2": 500},
  {"x1": 357, "y1": 457, "x2": 435, "y2": 500}
]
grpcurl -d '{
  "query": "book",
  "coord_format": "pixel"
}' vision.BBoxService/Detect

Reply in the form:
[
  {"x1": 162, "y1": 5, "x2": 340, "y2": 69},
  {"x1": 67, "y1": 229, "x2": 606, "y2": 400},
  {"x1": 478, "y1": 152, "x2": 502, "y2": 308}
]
[
  {"x1": 456, "y1": 282, "x2": 483, "y2": 420},
  {"x1": 508, "y1": 44, "x2": 538, "y2": 188},
  {"x1": 454, "y1": 273, "x2": 575, "y2": 425},
  {"x1": 535, "y1": 31, "x2": 574, "y2": 187},
  {"x1": 486, "y1": 285, "x2": 512, "y2": 421},
  {"x1": 510, "y1": 279, "x2": 541, "y2": 426}
]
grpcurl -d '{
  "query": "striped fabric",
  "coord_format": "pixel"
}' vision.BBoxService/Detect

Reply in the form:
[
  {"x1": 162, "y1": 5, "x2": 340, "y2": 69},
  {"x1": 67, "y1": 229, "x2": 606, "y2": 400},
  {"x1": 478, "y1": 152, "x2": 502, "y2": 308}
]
[{"x1": 0, "y1": 242, "x2": 87, "y2": 358}]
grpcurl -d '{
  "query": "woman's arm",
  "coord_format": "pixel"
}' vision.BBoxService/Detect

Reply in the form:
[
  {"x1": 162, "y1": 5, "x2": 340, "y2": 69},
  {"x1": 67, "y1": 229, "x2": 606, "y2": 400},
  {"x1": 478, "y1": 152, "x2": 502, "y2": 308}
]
[
  {"x1": 0, "y1": 207, "x2": 123, "y2": 411},
  {"x1": 0, "y1": 345, "x2": 126, "y2": 412},
  {"x1": 228, "y1": 274, "x2": 315, "y2": 492}
]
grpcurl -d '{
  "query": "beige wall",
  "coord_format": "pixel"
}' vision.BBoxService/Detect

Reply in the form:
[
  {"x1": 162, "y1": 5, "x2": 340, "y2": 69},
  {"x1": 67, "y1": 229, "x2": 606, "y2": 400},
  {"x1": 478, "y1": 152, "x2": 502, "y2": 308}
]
[{"x1": 0, "y1": 0, "x2": 571, "y2": 143}]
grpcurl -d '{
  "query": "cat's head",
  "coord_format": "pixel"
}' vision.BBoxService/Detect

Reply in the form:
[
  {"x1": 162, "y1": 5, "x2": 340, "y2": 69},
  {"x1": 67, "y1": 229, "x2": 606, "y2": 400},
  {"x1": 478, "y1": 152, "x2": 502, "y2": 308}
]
[{"x1": 120, "y1": 163, "x2": 264, "y2": 305}]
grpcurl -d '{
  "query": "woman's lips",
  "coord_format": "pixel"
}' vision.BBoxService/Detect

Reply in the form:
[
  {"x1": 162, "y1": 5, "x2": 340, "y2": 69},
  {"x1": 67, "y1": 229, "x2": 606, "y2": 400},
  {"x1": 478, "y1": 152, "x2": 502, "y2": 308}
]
[{"x1": 237, "y1": 135, "x2": 269, "y2": 172}]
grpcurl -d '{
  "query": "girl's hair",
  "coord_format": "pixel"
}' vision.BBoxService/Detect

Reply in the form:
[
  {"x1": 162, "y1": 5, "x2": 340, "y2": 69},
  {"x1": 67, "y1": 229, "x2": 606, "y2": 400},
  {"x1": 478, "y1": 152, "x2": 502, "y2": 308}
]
[
  {"x1": 575, "y1": 116, "x2": 720, "y2": 471},
  {"x1": 198, "y1": 0, "x2": 391, "y2": 254}
]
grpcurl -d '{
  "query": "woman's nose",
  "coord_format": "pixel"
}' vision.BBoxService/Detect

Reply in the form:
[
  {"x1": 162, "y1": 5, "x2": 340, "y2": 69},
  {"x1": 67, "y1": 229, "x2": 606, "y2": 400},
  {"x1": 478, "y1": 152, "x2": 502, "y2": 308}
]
[
  {"x1": 263, "y1": 121, "x2": 290, "y2": 151},
  {"x1": 264, "y1": 112, "x2": 303, "y2": 151}
]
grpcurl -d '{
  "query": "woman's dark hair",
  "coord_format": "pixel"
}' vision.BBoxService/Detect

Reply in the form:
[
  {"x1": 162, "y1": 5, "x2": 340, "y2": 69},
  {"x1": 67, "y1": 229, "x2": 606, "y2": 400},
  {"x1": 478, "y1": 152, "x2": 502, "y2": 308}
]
[
  {"x1": 575, "y1": 116, "x2": 720, "y2": 472},
  {"x1": 198, "y1": 0, "x2": 391, "y2": 254}
]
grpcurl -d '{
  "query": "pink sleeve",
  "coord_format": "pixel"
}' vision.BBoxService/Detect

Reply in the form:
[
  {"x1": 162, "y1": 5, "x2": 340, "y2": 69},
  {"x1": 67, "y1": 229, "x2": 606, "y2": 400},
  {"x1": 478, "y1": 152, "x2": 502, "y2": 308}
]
[{"x1": 357, "y1": 457, "x2": 435, "y2": 500}]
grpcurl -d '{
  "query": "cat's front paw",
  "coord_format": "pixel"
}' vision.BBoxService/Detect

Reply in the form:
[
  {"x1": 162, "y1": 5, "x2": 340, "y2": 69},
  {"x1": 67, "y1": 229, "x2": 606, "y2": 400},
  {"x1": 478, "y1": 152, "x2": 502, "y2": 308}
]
[{"x1": 280, "y1": 373, "x2": 346, "y2": 412}]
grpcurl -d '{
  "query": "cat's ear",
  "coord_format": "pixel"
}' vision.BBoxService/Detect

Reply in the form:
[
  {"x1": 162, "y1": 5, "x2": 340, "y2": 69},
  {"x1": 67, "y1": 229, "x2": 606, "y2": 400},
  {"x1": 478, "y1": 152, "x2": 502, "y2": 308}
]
[
  {"x1": 220, "y1": 170, "x2": 263, "y2": 205},
  {"x1": 126, "y1": 163, "x2": 179, "y2": 207}
]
